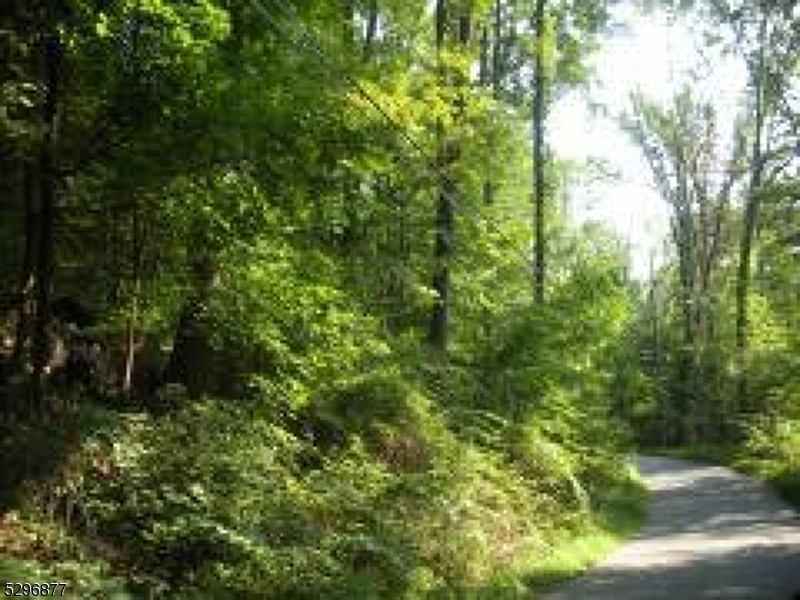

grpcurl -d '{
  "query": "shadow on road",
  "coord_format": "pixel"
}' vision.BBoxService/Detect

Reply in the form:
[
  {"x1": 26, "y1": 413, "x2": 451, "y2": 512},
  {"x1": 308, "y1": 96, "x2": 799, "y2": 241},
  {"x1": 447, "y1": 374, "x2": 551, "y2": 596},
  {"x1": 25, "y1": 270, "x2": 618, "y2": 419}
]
[{"x1": 547, "y1": 456, "x2": 800, "y2": 599}]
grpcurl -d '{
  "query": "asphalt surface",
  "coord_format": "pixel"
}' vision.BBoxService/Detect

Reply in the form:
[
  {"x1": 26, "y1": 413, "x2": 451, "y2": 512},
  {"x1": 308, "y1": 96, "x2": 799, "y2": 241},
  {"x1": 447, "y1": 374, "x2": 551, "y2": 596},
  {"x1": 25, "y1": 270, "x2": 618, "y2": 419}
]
[{"x1": 546, "y1": 456, "x2": 800, "y2": 599}]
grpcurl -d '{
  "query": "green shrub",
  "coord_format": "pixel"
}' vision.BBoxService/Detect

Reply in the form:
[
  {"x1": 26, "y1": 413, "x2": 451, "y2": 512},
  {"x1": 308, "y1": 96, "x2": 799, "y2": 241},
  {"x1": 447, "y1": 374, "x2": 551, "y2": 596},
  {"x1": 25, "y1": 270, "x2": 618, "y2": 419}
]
[
  {"x1": 743, "y1": 417, "x2": 800, "y2": 463},
  {"x1": 506, "y1": 424, "x2": 587, "y2": 515},
  {"x1": 74, "y1": 390, "x2": 594, "y2": 598},
  {"x1": 308, "y1": 369, "x2": 452, "y2": 471}
]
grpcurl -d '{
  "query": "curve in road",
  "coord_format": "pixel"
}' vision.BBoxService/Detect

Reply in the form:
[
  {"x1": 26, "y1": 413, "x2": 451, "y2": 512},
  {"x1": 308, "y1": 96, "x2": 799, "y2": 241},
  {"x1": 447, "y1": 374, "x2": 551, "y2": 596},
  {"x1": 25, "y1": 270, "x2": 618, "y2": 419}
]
[{"x1": 546, "y1": 456, "x2": 800, "y2": 599}]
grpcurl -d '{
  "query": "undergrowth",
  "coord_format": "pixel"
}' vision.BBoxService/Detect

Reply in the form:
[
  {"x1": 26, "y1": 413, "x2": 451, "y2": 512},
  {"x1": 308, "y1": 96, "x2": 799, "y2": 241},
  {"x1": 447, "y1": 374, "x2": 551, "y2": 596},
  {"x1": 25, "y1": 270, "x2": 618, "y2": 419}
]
[{"x1": 0, "y1": 386, "x2": 642, "y2": 598}]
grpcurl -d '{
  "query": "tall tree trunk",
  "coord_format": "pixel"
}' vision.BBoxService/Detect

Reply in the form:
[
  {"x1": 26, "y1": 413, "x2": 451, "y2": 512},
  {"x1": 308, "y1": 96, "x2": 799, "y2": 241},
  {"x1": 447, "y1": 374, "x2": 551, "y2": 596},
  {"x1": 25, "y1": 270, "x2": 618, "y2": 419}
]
[
  {"x1": 479, "y1": 25, "x2": 489, "y2": 86},
  {"x1": 30, "y1": 32, "x2": 62, "y2": 413},
  {"x1": 735, "y1": 16, "x2": 767, "y2": 415},
  {"x1": 429, "y1": 169, "x2": 454, "y2": 352},
  {"x1": 122, "y1": 279, "x2": 140, "y2": 397},
  {"x1": 164, "y1": 255, "x2": 216, "y2": 398},
  {"x1": 532, "y1": 0, "x2": 546, "y2": 303},
  {"x1": 13, "y1": 162, "x2": 38, "y2": 366},
  {"x1": 429, "y1": 0, "x2": 450, "y2": 352},
  {"x1": 428, "y1": 1, "x2": 470, "y2": 352},
  {"x1": 647, "y1": 254, "x2": 669, "y2": 445},
  {"x1": 123, "y1": 197, "x2": 144, "y2": 397},
  {"x1": 492, "y1": 0, "x2": 502, "y2": 97},
  {"x1": 480, "y1": 23, "x2": 493, "y2": 205},
  {"x1": 480, "y1": 0, "x2": 503, "y2": 207},
  {"x1": 363, "y1": 0, "x2": 378, "y2": 60},
  {"x1": 676, "y1": 210, "x2": 696, "y2": 443}
]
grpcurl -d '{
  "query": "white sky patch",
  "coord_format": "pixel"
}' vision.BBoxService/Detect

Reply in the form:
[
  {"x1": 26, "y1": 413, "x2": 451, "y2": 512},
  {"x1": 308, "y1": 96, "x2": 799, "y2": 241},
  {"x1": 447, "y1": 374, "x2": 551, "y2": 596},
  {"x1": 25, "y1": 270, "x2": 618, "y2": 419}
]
[{"x1": 551, "y1": 6, "x2": 748, "y2": 279}]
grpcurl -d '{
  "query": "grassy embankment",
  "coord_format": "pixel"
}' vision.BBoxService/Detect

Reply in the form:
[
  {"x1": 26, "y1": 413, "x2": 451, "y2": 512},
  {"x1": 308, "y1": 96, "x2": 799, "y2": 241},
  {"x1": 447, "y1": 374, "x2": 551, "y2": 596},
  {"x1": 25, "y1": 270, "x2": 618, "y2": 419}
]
[
  {"x1": 519, "y1": 469, "x2": 647, "y2": 596},
  {"x1": 0, "y1": 403, "x2": 648, "y2": 598}
]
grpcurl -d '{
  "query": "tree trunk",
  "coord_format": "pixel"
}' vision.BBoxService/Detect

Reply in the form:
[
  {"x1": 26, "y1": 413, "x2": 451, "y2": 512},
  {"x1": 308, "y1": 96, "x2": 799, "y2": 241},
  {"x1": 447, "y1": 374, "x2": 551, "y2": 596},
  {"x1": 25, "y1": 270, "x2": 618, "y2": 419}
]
[
  {"x1": 429, "y1": 178, "x2": 453, "y2": 352},
  {"x1": 532, "y1": 0, "x2": 546, "y2": 303},
  {"x1": 122, "y1": 197, "x2": 144, "y2": 398},
  {"x1": 164, "y1": 256, "x2": 216, "y2": 398},
  {"x1": 428, "y1": 2, "x2": 471, "y2": 352},
  {"x1": 480, "y1": 0, "x2": 504, "y2": 208},
  {"x1": 492, "y1": 0, "x2": 502, "y2": 97},
  {"x1": 363, "y1": 0, "x2": 378, "y2": 60},
  {"x1": 429, "y1": 0, "x2": 450, "y2": 352},
  {"x1": 30, "y1": 33, "x2": 62, "y2": 413},
  {"x1": 13, "y1": 162, "x2": 38, "y2": 366},
  {"x1": 735, "y1": 16, "x2": 767, "y2": 414},
  {"x1": 479, "y1": 25, "x2": 489, "y2": 86}
]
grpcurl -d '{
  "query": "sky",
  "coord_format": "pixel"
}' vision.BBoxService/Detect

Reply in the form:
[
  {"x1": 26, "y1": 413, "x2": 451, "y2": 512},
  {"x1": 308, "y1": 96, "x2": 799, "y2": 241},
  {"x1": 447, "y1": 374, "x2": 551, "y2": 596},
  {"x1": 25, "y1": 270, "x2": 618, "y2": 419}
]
[{"x1": 550, "y1": 4, "x2": 748, "y2": 279}]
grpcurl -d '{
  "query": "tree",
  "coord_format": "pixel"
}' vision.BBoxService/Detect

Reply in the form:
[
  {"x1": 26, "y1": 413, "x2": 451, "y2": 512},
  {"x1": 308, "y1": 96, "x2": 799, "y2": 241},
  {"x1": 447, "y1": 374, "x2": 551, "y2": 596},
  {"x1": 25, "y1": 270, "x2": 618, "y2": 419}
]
[
  {"x1": 727, "y1": 2, "x2": 800, "y2": 411},
  {"x1": 532, "y1": 0, "x2": 548, "y2": 303},
  {"x1": 625, "y1": 87, "x2": 744, "y2": 441},
  {"x1": 429, "y1": 0, "x2": 473, "y2": 353}
]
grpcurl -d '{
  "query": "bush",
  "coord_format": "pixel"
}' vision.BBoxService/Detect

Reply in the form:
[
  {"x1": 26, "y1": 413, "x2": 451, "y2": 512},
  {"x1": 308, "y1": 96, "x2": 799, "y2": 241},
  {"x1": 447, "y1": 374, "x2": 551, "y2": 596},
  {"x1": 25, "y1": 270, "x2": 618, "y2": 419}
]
[
  {"x1": 307, "y1": 368, "x2": 452, "y2": 471},
  {"x1": 743, "y1": 417, "x2": 800, "y2": 463},
  {"x1": 506, "y1": 424, "x2": 587, "y2": 515},
  {"x1": 73, "y1": 389, "x2": 596, "y2": 598}
]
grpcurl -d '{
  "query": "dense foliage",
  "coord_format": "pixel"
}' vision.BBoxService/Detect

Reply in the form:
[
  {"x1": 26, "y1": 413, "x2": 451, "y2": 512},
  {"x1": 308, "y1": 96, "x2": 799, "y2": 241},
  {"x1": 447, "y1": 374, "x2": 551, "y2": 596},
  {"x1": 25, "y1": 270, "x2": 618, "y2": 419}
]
[
  {"x1": 2, "y1": 0, "x2": 757, "y2": 597},
  {"x1": 621, "y1": 2, "x2": 800, "y2": 465}
]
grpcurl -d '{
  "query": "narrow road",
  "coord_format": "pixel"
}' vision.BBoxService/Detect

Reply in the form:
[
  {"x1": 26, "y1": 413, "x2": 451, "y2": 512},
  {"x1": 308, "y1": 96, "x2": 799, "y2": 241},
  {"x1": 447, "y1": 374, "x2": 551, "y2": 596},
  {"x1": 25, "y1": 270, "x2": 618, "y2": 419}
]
[{"x1": 546, "y1": 456, "x2": 800, "y2": 599}]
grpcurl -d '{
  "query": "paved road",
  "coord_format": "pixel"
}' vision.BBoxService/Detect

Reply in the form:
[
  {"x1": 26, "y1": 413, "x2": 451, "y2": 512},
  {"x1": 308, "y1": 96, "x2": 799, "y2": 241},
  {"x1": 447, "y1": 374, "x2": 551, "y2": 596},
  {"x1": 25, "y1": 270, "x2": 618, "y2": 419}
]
[{"x1": 546, "y1": 456, "x2": 800, "y2": 599}]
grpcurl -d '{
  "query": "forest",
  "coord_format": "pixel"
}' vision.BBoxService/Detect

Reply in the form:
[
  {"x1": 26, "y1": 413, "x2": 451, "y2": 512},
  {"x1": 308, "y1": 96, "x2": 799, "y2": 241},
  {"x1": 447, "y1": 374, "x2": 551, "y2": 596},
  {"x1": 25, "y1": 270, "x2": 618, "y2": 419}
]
[{"x1": 0, "y1": 0, "x2": 798, "y2": 597}]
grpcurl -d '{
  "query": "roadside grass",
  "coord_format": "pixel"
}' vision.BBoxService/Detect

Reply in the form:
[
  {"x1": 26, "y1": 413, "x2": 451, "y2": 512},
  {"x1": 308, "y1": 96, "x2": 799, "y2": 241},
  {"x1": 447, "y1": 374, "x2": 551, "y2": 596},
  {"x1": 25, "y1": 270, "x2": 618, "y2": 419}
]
[
  {"x1": 460, "y1": 466, "x2": 648, "y2": 598},
  {"x1": 522, "y1": 473, "x2": 648, "y2": 595},
  {"x1": 650, "y1": 444, "x2": 800, "y2": 511}
]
